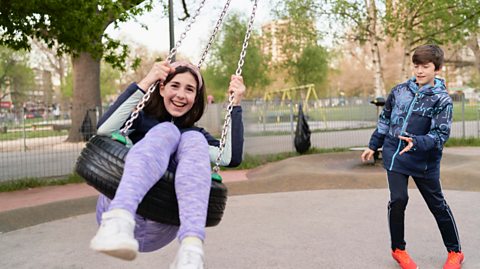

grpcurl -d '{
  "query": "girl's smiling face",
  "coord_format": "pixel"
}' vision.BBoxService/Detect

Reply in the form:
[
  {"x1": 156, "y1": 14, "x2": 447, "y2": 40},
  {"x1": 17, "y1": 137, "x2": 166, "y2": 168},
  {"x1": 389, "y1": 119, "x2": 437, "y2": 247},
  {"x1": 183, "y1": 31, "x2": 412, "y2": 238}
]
[{"x1": 160, "y1": 72, "x2": 198, "y2": 118}]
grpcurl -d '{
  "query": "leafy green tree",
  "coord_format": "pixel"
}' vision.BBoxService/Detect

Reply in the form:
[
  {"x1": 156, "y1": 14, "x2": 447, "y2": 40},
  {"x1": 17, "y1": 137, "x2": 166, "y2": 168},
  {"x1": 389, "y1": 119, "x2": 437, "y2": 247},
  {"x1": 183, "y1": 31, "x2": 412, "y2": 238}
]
[
  {"x1": 100, "y1": 62, "x2": 121, "y2": 100},
  {"x1": 0, "y1": 46, "x2": 35, "y2": 107},
  {"x1": 62, "y1": 71, "x2": 73, "y2": 100},
  {"x1": 383, "y1": 0, "x2": 480, "y2": 79},
  {"x1": 204, "y1": 13, "x2": 270, "y2": 100},
  {"x1": 292, "y1": 45, "x2": 329, "y2": 92},
  {"x1": 270, "y1": 0, "x2": 330, "y2": 97},
  {"x1": 272, "y1": 0, "x2": 319, "y2": 61},
  {"x1": 0, "y1": 0, "x2": 155, "y2": 141}
]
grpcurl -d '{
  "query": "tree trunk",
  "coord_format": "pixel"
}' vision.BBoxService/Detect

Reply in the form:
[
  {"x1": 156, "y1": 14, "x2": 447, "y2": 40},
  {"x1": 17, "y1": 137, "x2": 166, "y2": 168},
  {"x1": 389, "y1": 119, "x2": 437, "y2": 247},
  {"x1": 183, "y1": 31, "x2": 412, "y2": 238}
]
[
  {"x1": 66, "y1": 52, "x2": 101, "y2": 142},
  {"x1": 365, "y1": 0, "x2": 386, "y2": 97},
  {"x1": 467, "y1": 34, "x2": 480, "y2": 73},
  {"x1": 400, "y1": 42, "x2": 412, "y2": 81}
]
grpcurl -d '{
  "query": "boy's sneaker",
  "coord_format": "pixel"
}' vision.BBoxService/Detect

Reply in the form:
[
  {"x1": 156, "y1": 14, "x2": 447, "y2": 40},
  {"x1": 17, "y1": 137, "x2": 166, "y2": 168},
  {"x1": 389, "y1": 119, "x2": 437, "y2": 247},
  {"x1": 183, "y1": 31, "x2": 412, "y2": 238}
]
[
  {"x1": 443, "y1": 251, "x2": 464, "y2": 269},
  {"x1": 391, "y1": 249, "x2": 419, "y2": 269},
  {"x1": 90, "y1": 209, "x2": 139, "y2": 261},
  {"x1": 169, "y1": 243, "x2": 205, "y2": 269}
]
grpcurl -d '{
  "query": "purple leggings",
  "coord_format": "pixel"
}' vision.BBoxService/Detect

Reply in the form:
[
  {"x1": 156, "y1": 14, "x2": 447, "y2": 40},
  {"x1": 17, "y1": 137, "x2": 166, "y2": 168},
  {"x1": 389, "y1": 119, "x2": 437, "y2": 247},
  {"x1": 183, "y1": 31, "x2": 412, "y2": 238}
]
[{"x1": 96, "y1": 122, "x2": 211, "y2": 252}]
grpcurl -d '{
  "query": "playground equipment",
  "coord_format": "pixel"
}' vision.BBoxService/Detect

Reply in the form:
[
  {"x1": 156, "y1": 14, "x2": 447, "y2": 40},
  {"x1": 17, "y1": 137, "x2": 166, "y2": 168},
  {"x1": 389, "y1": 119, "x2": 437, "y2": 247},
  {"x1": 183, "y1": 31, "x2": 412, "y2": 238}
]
[
  {"x1": 263, "y1": 84, "x2": 319, "y2": 108},
  {"x1": 261, "y1": 84, "x2": 327, "y2": 126}
]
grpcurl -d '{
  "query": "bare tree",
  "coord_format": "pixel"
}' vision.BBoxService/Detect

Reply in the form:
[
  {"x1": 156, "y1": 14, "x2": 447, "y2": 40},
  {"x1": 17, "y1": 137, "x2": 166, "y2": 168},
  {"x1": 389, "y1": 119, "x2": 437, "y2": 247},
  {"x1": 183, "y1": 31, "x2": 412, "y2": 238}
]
[
  {"x1": 327, "y1": 0, "x2": 386, "y2": 97},
  {"x1": 30, "y1": 39, "x2": 70, "y2": 110},
  {"x1": 365, "y1": 0, "x2": 386, "y2": 97},
  {"x1": 467, "y1": 34, "x2": 480, "y2": 74}
]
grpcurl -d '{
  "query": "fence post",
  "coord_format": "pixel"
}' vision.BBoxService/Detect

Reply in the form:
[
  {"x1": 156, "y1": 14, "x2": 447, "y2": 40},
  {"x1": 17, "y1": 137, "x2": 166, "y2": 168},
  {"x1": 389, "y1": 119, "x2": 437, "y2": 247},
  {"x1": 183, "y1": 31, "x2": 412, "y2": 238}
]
[
  {"x1": 462, "y1": 93, "x2": 465, "y2": 139},
  {"x1": 477, "y1": 107, "x2": 479, "y2": 138},
  {"x1": 290, "y1": 100, "x2": 295, "y2": 152},
  {"x1": 22, "y1": 109, "x2": 27, "y2": 152},
  {"x1": 262, "y1": 101, "x2": 267, "y2": 132}
]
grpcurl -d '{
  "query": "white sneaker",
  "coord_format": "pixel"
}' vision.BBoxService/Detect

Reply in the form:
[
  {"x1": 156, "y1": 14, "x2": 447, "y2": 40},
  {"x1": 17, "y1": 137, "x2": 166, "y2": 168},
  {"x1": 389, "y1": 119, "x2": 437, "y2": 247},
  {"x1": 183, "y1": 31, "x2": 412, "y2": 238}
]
[
  {"x1": 169, "y1": 243, "x2": 205, "y2": 269},
  {"x1": 90, "y1": 209, "x2": 139, "y2": 261}
]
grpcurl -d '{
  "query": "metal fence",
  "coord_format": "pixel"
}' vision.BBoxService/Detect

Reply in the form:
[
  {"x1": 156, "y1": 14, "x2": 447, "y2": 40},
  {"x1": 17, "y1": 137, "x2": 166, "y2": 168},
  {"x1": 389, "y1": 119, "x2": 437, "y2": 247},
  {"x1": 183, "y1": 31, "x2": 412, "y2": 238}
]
[{"x1": 1, "y1": 97, "x2": 479, "y2": 181}]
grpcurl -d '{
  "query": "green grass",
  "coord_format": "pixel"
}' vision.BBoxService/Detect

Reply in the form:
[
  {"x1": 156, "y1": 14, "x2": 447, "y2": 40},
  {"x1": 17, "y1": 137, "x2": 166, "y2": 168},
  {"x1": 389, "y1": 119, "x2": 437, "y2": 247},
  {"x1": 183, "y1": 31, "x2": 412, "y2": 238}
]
[
  {"x1": 452, "y1": 102, "x2": 479, "y2": 121},
  {"x1": 0, "y1": 129, "x2": 68, "y2": 141},
  {"x1": 0, "y1": 174, "x2": 84, "y2": 193},
  {"x1": 445, "y1": 137, "x2": 480, "y2": 147},
  {"x1": 246, "y1": 126, "x2": 375, "y2": 137},
  {"x1": 308, "y1": 106, "x2": 378, "y2": 121},
  {"x1": 250, "y1": 102, "x2": 479, "y2": 122},
  {"x1": 251, "y1": 105, "x2": 378, "y2": 122}
]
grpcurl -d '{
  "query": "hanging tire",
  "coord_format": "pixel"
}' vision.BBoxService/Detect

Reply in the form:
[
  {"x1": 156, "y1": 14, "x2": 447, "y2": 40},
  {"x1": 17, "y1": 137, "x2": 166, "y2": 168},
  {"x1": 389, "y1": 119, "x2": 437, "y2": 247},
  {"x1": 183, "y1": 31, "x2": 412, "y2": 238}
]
[{"x1": 75, "y1": 135, "x2": 227, "y2": 227}]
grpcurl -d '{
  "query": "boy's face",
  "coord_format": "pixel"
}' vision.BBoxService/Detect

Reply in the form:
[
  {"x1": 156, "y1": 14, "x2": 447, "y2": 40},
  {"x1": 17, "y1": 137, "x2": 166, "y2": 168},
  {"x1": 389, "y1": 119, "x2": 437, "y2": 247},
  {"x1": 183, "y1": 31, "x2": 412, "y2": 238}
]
[{"x1": 413, "y1": 62, "x2": 439, "y2": 87}]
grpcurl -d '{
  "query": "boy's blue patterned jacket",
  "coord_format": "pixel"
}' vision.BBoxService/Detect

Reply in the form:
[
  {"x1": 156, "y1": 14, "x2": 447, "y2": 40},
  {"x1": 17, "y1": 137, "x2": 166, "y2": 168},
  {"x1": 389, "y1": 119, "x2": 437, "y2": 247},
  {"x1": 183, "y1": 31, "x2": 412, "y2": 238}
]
[{"x1": 368, "y1": 77, "x2": 453, "y2": 178}]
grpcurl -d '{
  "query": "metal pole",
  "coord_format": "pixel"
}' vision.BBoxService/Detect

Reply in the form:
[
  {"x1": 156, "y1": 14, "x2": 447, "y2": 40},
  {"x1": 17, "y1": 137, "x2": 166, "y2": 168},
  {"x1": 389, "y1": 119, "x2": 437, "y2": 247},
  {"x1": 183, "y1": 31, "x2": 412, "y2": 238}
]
[
  {"x1": 168, "y1": 0, "x2": 175, "y2": 62},
  {"x1": 290, "y1": 100, "x2": 295, "y2": 152},
  {"x1": 262, "y1": 101, "x2": 266, "y2": 132},
  {"x1": 22, "y1": 109, "x2": 26, "y2": 152},
  {"x1": 462, "y1": 93, "x2": 465, "y2": 139},
  {"x1": 477, "y1": 108, "x2": 479, "y2": 138}
]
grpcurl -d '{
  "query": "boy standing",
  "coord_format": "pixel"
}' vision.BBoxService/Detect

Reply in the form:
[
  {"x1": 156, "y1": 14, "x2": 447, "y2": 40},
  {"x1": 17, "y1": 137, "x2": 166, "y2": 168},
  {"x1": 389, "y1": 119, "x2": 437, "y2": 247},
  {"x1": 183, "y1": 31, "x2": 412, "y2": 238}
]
[{"x1": 361, "y1": 44, "x2": 464, "y2": 269}]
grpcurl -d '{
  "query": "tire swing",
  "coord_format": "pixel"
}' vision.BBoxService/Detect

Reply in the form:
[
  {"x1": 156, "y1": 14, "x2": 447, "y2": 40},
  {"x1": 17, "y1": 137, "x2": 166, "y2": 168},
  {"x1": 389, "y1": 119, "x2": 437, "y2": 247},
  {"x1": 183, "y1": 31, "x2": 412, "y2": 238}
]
[{"x1": 75, "y1": 0, "x2": 259, "y2": 227}]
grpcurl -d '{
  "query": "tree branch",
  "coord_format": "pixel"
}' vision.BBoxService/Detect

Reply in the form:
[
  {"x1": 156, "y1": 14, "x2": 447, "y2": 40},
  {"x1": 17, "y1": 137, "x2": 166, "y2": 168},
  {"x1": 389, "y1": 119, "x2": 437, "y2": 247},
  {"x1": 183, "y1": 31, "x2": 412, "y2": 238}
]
[
  {"x1": 31, "y1": 39, "x2": 62, "y2": 74},
  {"x1": 411, "y1": 9, "x2": 480, "y2": 45},
  {"x1": 178, "y1": 0, "x2": 190, "y2": 21},
  {"x1": 415, "y1": 4, "x2": 458, "y2": 18}
]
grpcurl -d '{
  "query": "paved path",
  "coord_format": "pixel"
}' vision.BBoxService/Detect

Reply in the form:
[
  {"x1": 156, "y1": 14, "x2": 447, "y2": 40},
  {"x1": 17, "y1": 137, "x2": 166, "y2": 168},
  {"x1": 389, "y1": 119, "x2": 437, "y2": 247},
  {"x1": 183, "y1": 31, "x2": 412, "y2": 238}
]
[
  {"x1": 1, "y1": 190, "x2": 479, "y2": 269},
  {"x1": 0, "y1": 170, "x2": 249, "y2": 233},
  {"x1": 1, "y1": 149, "x2": 479, "y2": 268}
]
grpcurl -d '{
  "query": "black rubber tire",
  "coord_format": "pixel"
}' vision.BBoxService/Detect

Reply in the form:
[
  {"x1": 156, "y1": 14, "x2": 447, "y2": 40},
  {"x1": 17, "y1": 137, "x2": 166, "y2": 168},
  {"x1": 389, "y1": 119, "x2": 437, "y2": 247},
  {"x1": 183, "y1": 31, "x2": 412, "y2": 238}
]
[{"x1": 75, "y1": 135, "x2": 227, "y2": 227}]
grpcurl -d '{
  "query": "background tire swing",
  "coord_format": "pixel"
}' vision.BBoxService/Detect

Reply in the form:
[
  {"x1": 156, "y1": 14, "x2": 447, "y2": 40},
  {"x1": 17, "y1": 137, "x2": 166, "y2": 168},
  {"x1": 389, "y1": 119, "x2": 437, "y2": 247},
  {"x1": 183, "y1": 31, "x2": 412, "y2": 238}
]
[{"x1": 75, "y1": 0, "x2": 258, "y2": 227}]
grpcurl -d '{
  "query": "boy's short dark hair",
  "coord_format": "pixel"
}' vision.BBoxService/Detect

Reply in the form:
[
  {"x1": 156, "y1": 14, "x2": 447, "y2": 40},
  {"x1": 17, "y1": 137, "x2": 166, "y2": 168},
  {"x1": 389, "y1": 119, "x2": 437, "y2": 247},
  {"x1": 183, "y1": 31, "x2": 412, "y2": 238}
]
[{"x1": 412, "y1": 44, "x2": 444, "y2": 71}]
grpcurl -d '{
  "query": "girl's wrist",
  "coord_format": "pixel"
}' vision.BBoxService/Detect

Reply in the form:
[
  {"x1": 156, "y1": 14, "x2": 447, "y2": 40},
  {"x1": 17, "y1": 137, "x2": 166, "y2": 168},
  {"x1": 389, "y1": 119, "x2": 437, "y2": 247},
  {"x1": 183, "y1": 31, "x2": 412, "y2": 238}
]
[{"x1": 138, "y1": 79, "x2": 154, "y2": 91}]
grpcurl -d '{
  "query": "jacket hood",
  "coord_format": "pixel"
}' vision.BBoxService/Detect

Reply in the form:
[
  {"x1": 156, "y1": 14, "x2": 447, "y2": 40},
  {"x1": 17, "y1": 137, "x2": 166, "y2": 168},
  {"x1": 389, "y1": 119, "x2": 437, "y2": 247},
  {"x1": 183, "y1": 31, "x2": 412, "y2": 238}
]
[{"x1": 408, "y1": 77, "x2": 447, "y2": 96}]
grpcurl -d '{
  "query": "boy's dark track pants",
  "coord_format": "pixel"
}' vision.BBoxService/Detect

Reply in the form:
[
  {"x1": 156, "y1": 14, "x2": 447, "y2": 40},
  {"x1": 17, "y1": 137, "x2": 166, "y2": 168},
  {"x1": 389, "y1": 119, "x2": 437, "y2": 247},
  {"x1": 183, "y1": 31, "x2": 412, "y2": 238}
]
[{"x1": 386, "y1": 170, "x2": 461, "y2": 252}]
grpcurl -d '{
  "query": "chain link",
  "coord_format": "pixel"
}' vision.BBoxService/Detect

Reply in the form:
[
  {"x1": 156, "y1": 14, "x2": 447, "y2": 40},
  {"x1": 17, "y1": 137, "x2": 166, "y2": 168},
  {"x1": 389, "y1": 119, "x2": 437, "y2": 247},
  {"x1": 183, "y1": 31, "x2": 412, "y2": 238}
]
[
  {"x1": 213, "y1": 0, "x2": 259, "y2": 172},
  {"x1": 235, "y1": 0, "x2": 258, "y2": 77},
  {"x1": 197, "y1": 0, "x2": 232, "y2": 68}
]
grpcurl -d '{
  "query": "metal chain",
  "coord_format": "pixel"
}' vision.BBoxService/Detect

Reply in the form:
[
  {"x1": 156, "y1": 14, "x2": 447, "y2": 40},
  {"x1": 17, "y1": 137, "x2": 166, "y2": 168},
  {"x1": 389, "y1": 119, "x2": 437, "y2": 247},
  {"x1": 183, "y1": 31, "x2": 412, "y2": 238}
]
[
  {"x1": 118, "y1": 0, "x2": 259, "y2": 174},
  {"x1": 196, "y1": 0, "x2": 232, "y2": 68},
  {"x1": 234, "y1": 0, "x2": 258, "y2": 77},
  {"x1": 213, "y1": 0, "x2": 259, "y2": 173},
  {"x1": 120, "y1": 0, "x2": 207, "y2": 135}
]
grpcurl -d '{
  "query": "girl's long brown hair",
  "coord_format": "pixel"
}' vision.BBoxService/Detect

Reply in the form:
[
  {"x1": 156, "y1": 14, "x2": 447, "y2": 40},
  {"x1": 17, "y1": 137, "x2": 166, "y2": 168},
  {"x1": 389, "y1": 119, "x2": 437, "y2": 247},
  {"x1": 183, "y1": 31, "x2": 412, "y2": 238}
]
[{"x1": 143, "y1": 66, "x2": 206, "y2": 128}]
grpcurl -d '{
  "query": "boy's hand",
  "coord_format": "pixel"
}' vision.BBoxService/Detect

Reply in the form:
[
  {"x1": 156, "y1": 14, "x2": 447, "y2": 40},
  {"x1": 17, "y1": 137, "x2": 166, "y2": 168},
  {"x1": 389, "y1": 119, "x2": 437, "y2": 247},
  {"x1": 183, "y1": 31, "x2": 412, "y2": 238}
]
[
  {"x1": 398, "y1": 135, "x2": 413, "y2": 155},
  {"x1": 361, "y1": 148, "x2": 375, "y2": 162}
]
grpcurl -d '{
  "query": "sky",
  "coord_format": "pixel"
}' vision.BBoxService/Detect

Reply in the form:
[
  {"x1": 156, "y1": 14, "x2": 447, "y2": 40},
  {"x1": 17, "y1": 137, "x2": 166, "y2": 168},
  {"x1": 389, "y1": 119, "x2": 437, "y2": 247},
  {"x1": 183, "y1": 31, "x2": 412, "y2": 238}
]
[{"x1": 105, "y1": 0, "x2": 274, "y2": 60}]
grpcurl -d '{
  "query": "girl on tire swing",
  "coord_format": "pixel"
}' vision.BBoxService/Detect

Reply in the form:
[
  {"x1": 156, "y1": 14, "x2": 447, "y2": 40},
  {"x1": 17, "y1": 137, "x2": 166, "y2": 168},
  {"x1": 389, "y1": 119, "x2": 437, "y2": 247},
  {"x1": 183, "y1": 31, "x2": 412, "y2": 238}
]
[{"x1": 90, "y1": 60, "x2": 245, "y2": 269}]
